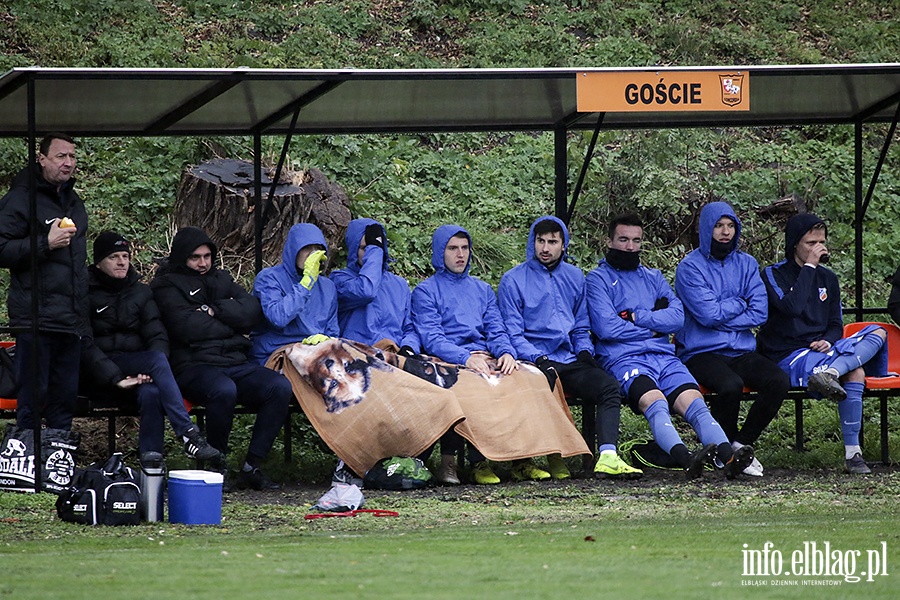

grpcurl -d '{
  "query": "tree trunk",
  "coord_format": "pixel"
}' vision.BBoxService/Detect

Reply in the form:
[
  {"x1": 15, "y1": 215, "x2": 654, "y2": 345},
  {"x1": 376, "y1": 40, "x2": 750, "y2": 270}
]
[{"x1": 174, "y1": 158, "x2": 351, "y2": 271}]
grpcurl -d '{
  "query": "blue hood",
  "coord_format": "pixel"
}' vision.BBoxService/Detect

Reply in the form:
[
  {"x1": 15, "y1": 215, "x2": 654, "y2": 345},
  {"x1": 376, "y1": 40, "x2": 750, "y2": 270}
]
[
  {"x1": 698, "y1": 201, "x2": 741, "y2": 259},
  {"x1": 282, "y1": 223, "x2": 328, "y2": 282},
  {"x1": 526, "y1": 216, "x2": 569, "y2": 262},
  {"x1": 431, "y1": 224, "x2": 471, "y2": 274},
  {"x1": 344, "y1": 217, "x2": 389, "y2": 272}
]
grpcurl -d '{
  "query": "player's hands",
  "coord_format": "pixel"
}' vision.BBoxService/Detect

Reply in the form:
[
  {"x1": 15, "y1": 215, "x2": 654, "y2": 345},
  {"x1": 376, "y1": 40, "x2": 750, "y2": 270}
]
[
  {"x1": 465, "y1": 353, "x2": 491, "y2": 375},
  {"x1": 807, "y1": 242, "x2": 830, "y2": 267},
  {"x1": 496, "y1": 353, "x2": 518, "y2": 376},
  {"x1": 577, "y1": 350, "x2": 601, "y2": 369},
  {"x1": 116, "y1": 374, "x2": 151, "y2": 389},
  {"x1": 302, "y1": 333, "x2": 330, "y2": 345},
  {"x1": 364, "y1": 224, "x2": 385, "y2": 249},
  {"x1": 300, "y1": 250, "x2": 328, "y2": 290},
  {"x1": 809, "y1": 339, "x2": 832, "y2": 353},
  {"x1": 535, "y1": 355, "x2": 558, "y2": 391}
]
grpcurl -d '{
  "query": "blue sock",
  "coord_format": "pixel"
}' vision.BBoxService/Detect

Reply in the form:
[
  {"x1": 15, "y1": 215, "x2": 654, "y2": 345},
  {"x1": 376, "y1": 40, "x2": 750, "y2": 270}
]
[
  {"x1": 838, "y1": 381, "x2": 865, "y2": 446},
  {"x1": 644, "y1": 400, "x2": 683, "y2": 454},
  {"x1": 828, "y1": 332, "x2": 885, "y2": 376},
  {"x1": 683, "y1": 398, "x2": 729, "y2": 446}
]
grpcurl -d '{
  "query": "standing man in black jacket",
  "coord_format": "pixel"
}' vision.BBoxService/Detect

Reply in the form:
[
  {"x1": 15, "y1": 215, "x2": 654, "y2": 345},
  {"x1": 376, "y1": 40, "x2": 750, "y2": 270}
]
[
  {"x1": 151, "y1": 227, "x2": 293, "y2": 490},
  {"x1": 0, "y1": 133, "x2": 87, "y2": 432}
]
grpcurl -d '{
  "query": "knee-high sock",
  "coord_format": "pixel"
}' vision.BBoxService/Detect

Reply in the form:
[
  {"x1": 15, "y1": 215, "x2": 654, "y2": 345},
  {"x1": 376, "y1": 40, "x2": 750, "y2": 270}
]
[
  {"x1": 829, "y1": 333, "x2": 885, "y2": 376},
  {"x1": 683, "y1": 398, "x2": 729, "y2": 447},
  {"x1": 644, "y1": 400, "x2": 683, "y2": 454},
  {"x1": 838, "y1": 381, "x2": 865, "y2": 447}
]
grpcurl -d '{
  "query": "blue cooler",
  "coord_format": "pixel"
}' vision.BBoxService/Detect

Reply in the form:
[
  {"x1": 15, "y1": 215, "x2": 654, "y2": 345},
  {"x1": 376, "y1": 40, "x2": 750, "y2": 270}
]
[{"x1": 167, "y1": 470, "x2": 223, "y2": 525}]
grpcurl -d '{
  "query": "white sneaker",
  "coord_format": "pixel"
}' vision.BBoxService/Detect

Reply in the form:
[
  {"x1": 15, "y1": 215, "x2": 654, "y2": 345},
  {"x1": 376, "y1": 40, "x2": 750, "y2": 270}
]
[{"x1": 743, "y1": 456, "x2": 764, "y2": 477}]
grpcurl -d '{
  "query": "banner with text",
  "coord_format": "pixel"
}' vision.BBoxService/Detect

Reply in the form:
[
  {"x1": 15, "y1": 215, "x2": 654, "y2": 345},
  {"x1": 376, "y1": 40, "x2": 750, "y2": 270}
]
[{"x1": 577, "y1": 70, "x2": 750, "y2": 112}]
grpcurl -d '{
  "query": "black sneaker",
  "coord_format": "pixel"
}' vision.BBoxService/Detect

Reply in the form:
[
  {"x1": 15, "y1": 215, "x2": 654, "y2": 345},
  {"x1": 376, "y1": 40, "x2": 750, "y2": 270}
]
[
  {"x1": 685, "y1": 443, "x2": 717, "y2": 480},
  {"x1": 724, "y1": 445, "x2": 755, "y2": 480},
  {"x1": 845, "y1": 453, "x2": 872, "y2": 475},
  {"x1": 808, "y1": 371, "x2": 847, "y2": 402},
  {"x1": 236, "y1": 467, "x2": 281, "y2": 491},
  {"x1": 183, "y1": 426, "x2": 223, "y2": 462}
]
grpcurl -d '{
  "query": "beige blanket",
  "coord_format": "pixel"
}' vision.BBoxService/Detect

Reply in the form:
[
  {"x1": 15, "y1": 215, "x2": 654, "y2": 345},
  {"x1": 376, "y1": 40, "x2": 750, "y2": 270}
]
[{"x1": 268, "y1": 339, "x2": 590, "y2": 475}]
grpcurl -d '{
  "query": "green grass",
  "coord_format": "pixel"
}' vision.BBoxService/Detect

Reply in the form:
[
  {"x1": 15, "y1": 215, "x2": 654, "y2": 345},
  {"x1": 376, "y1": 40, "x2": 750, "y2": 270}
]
[{"x1": 2, "y1": 471, "x2": 899, "y2": 599}]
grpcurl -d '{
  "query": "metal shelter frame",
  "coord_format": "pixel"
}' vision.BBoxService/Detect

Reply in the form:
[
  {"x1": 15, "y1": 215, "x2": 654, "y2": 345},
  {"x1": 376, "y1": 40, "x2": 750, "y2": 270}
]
[{"x1": 1, "y1": 64, "x2": 899, "y2": 489}]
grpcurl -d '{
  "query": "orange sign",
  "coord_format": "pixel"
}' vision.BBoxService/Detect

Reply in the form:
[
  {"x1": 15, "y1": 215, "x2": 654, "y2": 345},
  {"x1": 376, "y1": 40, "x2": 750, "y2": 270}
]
[{"x1": 577, "y1": 71, "x2": 749, "y2": 112}]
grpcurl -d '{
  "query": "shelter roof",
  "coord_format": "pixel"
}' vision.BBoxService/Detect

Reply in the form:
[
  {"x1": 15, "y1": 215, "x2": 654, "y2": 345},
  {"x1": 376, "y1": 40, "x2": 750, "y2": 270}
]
[{"x1": 1, "y1": 64, "x2": 899, "y2": 136}]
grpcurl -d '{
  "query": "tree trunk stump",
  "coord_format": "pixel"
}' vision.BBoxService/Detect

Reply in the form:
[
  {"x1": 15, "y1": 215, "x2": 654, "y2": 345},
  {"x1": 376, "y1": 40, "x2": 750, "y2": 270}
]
[{"x1": 174, "y1": 158, "x2": 351, "y2": 271}]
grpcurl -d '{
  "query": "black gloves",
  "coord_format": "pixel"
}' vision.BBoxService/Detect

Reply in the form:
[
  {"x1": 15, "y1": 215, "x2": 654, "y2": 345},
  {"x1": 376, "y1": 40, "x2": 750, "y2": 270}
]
[
  {"x1": 652, "y1": 297, "x2": 668, "y2": 311},
  {"x1": 398, "y1": 345, "x2": 416, "y2": 358},
  {"x1": 577, "y1": 350, "x2": 601, "y2": 370},
  {"x1": 364, "y1": 224, "x2": 385, "y2": 249},
  {"x1": 534, "y1": 355, "x2": 558, "y2": 392}
]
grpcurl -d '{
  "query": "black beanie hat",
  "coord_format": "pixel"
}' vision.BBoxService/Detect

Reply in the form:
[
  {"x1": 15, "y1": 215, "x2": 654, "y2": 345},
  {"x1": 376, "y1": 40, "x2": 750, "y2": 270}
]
[{"x1": 93, "y1": 231, "x2": 130, "y2": 264}]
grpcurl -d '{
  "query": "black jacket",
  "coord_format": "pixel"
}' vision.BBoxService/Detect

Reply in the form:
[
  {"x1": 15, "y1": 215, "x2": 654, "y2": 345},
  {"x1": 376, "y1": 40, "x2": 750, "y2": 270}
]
[
  {"x1": 81, "y1": 265, "x2": 169, "y2": 387},
  {"x1": 150, "y1": 227, "x2": 262, "y2": 373},
  {"x1": 0, "y1": 165, "x2": 89, "y2": 335},
  {"x1": 757, "y1": 259, "x2": 843, "y2": 363}
]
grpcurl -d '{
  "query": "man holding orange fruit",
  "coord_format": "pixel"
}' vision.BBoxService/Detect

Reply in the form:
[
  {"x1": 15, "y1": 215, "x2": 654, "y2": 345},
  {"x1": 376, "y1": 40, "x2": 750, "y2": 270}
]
[{"x1": 0, "y1": 133, "x2": 88, "y2": 433}]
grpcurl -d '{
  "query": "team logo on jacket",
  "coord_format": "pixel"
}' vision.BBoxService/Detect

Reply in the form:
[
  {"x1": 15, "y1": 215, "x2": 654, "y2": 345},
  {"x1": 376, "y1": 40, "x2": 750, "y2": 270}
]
[{"x1": 819, "y1": 287, "x2": 828, "y2": 301}]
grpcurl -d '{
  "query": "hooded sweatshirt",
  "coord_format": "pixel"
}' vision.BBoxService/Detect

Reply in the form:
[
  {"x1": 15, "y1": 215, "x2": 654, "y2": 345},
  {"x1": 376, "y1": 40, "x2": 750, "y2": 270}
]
[
  {"x1": 674, "y1": 202, "x2": 767, "y2": 362},
  {"x1": 497, "y1": 216, "x2": 592, "y2": 363},
  {"x1": 151, "y1": 227, "x2": 263, "y2": 372},
  {"x1": 411, "y1": 224, "x2": 514, "y2": 365},
  {"x1": 331, "y1": 218, "x2": 419, "y2": 349},
  {"x1": 0, "y1": 164, "x2": 89, "y2": 336},
  {"x1": 585, "y1": 244, "x2": 684, "y2": 371},
  {"x1": 756, "y1": 213, "x2": 843, "y2": 363},
  {"x1": 250, "y1": 223, "x2": 338, "y2": 364}
]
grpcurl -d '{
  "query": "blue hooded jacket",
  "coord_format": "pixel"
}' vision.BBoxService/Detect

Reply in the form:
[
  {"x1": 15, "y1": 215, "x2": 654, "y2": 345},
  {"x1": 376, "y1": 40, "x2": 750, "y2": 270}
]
[
  {"x1": 411, "y1": 224, "x2": 514, "y2": 365},
  {"x1": 756, "y1": 213, "x2": 843, "y2": 363},
  {"x1": 331, "y1": 218, "x2": 420, "y2": 349},
  {"x1": 586, "y1": 248, "x2": 684, "y2": 370},
  {"x1": 497, "y1": 216, "x2": 593, "y2": 363},
  {"x1": 250, "y1": 223, "x2": 339, "y2": 364},
  {"x1": 674, "y1": 202, "x2": 767, "y2": 362}
]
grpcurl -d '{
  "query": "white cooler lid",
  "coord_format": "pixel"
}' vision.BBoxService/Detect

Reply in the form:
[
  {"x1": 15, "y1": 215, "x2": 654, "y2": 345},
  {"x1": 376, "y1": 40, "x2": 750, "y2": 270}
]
[{"x1": 168, "y1": 469, "x2": 224, "y2": 484}]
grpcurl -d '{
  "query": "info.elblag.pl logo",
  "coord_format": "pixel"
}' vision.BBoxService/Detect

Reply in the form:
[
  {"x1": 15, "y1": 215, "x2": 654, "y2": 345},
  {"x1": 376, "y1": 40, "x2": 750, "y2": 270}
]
[{"x1": 741, "y1": 541, "x2": 888, "y2": 586}]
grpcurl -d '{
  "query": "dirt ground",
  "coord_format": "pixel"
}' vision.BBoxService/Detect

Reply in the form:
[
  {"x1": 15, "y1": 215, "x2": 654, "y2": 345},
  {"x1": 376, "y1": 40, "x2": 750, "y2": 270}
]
[{"x1": 223, "y1": 464, "x2": 897, "y2": 508}]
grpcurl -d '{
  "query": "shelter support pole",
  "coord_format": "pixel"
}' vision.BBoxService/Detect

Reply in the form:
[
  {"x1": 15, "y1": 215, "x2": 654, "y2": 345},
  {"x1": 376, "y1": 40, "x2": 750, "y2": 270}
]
[
  {"x1": 254, "y1": 104, "x2": 303, "y2": 273},
  {"x1": 859, "y1": 100, "x2": 900, "y2": 219},
  {"x1": 567, "y1": 115, "x2": 605, "y2": 225},
  {"x1": 554, "y1": 126, "x2": 568, "y2": 223},
  {"x1": 253, "y1": 133, "x2": 263, "y2": 273},
  {"x1": 854, "y1": 120, "x2": 864, "y2": 322},
  {"x1": 27, "y1": 75, "x2": 42, "y2": 492}
]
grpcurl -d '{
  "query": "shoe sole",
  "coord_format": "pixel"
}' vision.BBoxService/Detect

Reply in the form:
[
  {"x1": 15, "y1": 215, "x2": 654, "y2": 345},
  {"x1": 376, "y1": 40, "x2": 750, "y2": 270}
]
[
  {"x1": 725, "y1": 445, "x2": 755, "y2": 480},
  {"x1": 685, "y1": 443, "x2": 717, "y2": 480},
  {"x1": 594, "y1": 470, "x2": 643, "y2": 480},
  {"x1": 808, "y1": 372, "x2": 847, "y2": 402}
]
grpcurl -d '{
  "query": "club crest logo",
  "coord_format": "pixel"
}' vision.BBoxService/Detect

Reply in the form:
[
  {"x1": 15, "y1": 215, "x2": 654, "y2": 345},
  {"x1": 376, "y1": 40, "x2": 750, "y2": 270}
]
[
  {"x1": 819, "y1": 287, "x2": 828, "y2": 301},
  {"x1": 719, "y1": 74, "x2": 744, "y2": 106}
]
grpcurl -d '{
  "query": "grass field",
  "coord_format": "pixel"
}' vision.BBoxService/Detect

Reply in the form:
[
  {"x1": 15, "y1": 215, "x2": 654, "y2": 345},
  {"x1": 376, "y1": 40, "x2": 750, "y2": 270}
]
[{"x1": 1, "y1": 468, "x2": 898, "y2": 599}]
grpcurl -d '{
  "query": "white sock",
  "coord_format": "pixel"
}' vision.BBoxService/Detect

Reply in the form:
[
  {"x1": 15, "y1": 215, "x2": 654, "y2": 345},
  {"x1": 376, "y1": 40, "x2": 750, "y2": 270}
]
[{"x1": 845, "y1": 445, "x2": 862, "y2": 460}]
